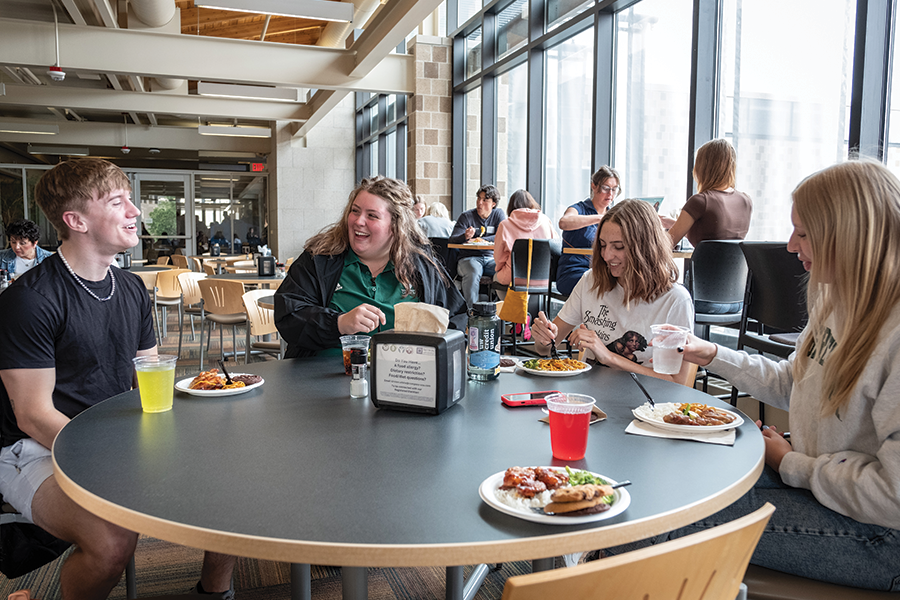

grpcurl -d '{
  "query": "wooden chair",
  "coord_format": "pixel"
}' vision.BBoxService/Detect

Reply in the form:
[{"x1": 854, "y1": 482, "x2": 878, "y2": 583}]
[
  {"x1": 152, "y1": 268, "x2": 190, "y2": 341},
  {"x1": 242, "y1": 289, "x2": 284, "y2": 363},
  {"x1": 155, "y1": 256, "x2": 170, "y2": 266},
  {"x1": 133, "y1": 270, "x2": 162, "y2": 344},
  {"x1": 176, "y1": 271, "x2": 206, "y2": 356},
  {"x1": 171, "y1": 254, "x2": 189, "y2": 269},
  {"x1": 202, "y1": 262, "x2": 217, "y2": 276},
  {"x1": 197, "y1": 279, "x2": 248, "y2": 370},
  {"x1": 500, "y1": 503, "x2": 774, "y2": 600},
  {"x1": 285, "y1": 256, "x2": 295, "y2": 268},
  {"x1": 190, "y1": 257, "x2": 204, "y2": 273}
]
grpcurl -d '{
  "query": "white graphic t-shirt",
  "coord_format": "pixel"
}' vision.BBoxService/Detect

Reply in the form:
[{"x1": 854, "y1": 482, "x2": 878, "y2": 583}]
[{"x1": 558, "y1": 271, "x2": 694, "y2": 365}]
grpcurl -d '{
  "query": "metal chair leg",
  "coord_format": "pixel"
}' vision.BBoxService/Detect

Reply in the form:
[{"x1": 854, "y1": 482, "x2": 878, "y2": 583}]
[{"x1": 125, "y1": 554, "x2": 137, "y2": 599}]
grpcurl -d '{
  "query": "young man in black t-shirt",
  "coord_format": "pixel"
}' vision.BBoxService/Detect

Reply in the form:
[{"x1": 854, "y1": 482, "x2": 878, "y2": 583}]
[{"x1": 0, "y1": 159, "x2": 235, "y2": 600}]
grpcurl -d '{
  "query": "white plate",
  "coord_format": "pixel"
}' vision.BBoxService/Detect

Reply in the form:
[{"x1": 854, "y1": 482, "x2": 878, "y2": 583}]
[
  {"x1": 175, "y1": 374, "x2": 265, "y2": 397},
  {"x1": 479, "y1": 469, "x2": 631, "y2": 525},
  {"x1": 632, "y1": 401, "x2": 743, "y2": 432},
  {"x1": 517, "y1": 361, "x2": 591, "y2": 377}
]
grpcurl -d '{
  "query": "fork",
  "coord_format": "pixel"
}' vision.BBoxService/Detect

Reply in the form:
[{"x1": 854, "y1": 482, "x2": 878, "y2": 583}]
[
  {"x1": 550, "y1": 339, "x2": 561, "y2": 360},
  {"x1": 630, "y1": 372, "x2": 655, "y2": 408},
  {"x1": 217, "y1": 359, "x2": 234, "y2": 386}
]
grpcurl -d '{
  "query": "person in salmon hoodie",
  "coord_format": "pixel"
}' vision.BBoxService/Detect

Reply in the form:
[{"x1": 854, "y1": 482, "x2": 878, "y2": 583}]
[{"x1": 493, "y1": 189, "x2": 557, "y2": 291}]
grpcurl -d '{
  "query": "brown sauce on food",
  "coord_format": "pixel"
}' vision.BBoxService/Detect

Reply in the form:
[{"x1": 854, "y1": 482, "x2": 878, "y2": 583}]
[{"x1": 500, "y1": 466, "x2": 568, "y2": 497}]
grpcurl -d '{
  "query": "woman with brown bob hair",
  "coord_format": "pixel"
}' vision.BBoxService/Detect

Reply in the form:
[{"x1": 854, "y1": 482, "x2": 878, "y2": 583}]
[
  {"x1": 275, "y1": 176, "x2": 467, "y2": 359},
  {"x1": 655, "y1": 160, "x2": 900, "y2": 590},
  {"x1": 532, "y1": 199, "x2": 694, "y2": 385}
]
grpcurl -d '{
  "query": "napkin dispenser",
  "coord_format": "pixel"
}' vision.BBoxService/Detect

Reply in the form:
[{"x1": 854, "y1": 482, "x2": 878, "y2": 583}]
[
  {"x1": 370, "y1": 330, "x2": 466, "y2": 415},
  {"x1": 257, "y1": 255, "x2": 276, "y2": 276}
]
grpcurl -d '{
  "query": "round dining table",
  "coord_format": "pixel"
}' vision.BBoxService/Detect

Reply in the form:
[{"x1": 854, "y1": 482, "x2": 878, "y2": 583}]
[{"x1": 53, "y1": 357, "x2": 763, "y2": 600}]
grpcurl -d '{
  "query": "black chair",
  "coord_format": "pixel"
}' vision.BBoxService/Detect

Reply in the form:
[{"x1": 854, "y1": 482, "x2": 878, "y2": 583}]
[
  {"x1": 493, "y1": 239, "x2": 553, "y2": 355},
  {"x1": 731, "y1": 242, "x2": 809, "y2": 414},
  {"x1": 689, "y1": 240, "x2": 748, "y2": 340}
]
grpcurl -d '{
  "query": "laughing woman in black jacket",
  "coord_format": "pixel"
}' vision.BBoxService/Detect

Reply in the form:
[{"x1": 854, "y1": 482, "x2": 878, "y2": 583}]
[{"x1": 275, "y1": 176, "x2": 467, "y2": 358}]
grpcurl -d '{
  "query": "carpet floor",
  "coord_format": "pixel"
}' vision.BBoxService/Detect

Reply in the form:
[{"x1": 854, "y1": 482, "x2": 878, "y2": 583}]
[{"x1": 0, "y1": 309, "x2": 533, "y2": 599}]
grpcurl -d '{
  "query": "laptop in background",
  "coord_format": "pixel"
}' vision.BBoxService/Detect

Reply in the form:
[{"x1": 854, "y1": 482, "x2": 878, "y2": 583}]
[{"x1": 637, "y1": 197, "x2": 665, "y2": 212}]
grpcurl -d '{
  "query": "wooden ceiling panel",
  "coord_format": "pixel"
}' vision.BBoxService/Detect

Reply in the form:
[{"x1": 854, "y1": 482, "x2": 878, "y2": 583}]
[{"x1": 175, "y1": 1, "x2": 326, "y2": 44}]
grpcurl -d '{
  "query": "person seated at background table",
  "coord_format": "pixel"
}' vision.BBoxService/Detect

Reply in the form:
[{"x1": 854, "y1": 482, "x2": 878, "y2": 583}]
[
  {"x1": 532, "y1": 199, "x2": 695, "y2": 386},
  {"x1": 418, "y1": 201, "x2": 454, "y2": 238},
  {"x1": 0, "y1": 218, "x2": 53, "y2": 280},
  {"x1": 661, "y1": 138, "x2": 752, "y2": 250},
  {"x1": 275, "y1": 176, "x2": 467, "y2": 359},
  {"x1": 493, "y1": 189, "x2": 557, "y2": 289},
  {"x1": 209, "y1": 230, "x2": 230, "y2": 252},
  {"x1": 246, "y1": 226, "x2": 262, "y2": 249},
  {"x1": 641, "y1": 160, "x2": 900, "y2": 591},
  {"x1": 556, "y1": 166, "x2": 622, "y2": 296},
  {"x1": 449, "y1": 184, "x2": 507, "y2": 308},
  {"x1": 0, "y1": 158, "x2": 236, "y2": 599},
  {"x1": 412, "y1": 195, "x2": 427, "y2": 219}
]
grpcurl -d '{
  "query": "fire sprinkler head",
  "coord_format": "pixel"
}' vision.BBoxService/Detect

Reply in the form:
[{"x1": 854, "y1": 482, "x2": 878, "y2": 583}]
[
  {"x1": 47, "y1": 66, "x2": 65, "y2": 82},
  {"x1": 121, "y1": 146, "x2": 131, "y2": 155}
]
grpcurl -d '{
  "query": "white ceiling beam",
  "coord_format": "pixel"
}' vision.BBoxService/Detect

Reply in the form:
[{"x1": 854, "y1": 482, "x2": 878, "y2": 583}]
[
  {"x1": 293, "y1": 89, "x2": 348, "y2": 138},
  {"x1": 58, "y1": 0, "x2": 88, "y2": 26},
  {"x1": 0, "y1": 120, "x2": 270, "y2": 153},
  {"x1": 0, "y1": 83, "x2": 312, "y2": 121},
  {"x1": 91, "y1": 0, "x2": 119, "y2": 28},
  {"x1": 349, "y1": 0, "x2": 442, "y2": 77},
  {"x1": 0, "y1": 18, "x2": 413, "y2": 94}
]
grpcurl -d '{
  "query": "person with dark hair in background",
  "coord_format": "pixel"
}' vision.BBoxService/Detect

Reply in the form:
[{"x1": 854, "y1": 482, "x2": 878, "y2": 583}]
[
  {"x1": 209, "y1": 230, "x2": 229, "y2": 252},
  {"x1": 556, "y1": 166, "x2": 622, "y2": 296},
  {"x1": 275, "y1": 176, "x2": 467, "y2": 358},
  {"x1": 0, "y1": 158, "x2": 236, "y2": 599},
  {"x1": 449, "y1": 184, "x2": 506, "y2": 308},
  {"x1": 0, "y1": 219, "x2": 52, "y2": 280},
  {"x1": 493, "y1": 189, "x2": 556, "y2": 287}
]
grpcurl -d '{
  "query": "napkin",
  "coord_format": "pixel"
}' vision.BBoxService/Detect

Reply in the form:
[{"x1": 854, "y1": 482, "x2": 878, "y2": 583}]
[
  {"x1": 625, "y1": 419, "x2": 736, "y2": 446},
  {"x1": 393, "y1": 303, "x2": 449, "y2": 334},
  {"x1": 540, "y1": 406, "x2": 607, "y2": 426}
]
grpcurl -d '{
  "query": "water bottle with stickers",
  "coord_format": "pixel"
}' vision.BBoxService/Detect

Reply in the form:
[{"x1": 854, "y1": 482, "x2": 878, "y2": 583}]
[{"x1": 467, "y1": 301, "x2": 500, "y2": 381}]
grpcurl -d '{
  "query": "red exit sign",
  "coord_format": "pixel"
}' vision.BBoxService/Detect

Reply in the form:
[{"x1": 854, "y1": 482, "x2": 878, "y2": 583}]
[{"x1": 251, "y1": 163, "x2": 265, "y2": 172}]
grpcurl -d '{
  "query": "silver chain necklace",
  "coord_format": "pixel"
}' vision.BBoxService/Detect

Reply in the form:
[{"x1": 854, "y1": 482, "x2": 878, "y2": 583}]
[{"x1": 57, "y1": 247, "x2": 116, "y2": 302}]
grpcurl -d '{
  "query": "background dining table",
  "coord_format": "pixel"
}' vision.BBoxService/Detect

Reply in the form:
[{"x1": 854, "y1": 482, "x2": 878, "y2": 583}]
[{"x1": 53, "y1": 357, "x2": 763, "y2": 600}]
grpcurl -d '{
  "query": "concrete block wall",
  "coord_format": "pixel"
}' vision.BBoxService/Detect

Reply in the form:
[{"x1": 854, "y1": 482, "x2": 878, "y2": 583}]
[
  {"x1": 407, "y1": 35, "x2": 453, "y2": 214},
  {"x1": 271, "y1": 96, "x2": 356, "y2": 262}
]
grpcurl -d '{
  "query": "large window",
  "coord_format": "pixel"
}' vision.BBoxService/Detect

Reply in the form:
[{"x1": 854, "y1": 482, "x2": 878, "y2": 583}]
[
  {"x1": 466, "y1": 88, "x2": 482, "y2": 208},
  {"x1": 719, "y1": 0, "x2": 855, "y2": 241},
  {"x1": 544, "y1": 28, "x2": 594, "y2": 228},
  {"x1": 355, "y1": 92, "x2": 407, "y2": 181},
  {"x1": 497, "y1": 63, "x2": 528, "y2": 200},
  {"x1": 614, "y1": 0, "x2": 692, "y2": 216}
]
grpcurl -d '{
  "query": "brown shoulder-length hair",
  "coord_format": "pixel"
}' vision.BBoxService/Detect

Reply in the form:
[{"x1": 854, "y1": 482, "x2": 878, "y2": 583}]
[
  {"x1": 305, "y1": 176, "x2": 447, "y2": 293},
  {"x1": 506, "y1": 189, "x2": 539, "y2": 214},
  {"x1": 590, "y1": 199, "x2": 678, "y2": 305},
  {"x1": 694, "y1": 138, "x2": 737, "y2": 193}
]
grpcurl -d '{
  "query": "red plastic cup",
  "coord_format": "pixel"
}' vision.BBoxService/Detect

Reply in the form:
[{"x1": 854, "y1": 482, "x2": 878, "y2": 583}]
[{"x1": 546, "y1": 393, "x2": 595, "y2": 460}]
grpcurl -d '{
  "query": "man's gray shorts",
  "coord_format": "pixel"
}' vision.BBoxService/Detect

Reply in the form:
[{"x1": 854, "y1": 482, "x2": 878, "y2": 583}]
[{"x1": 0, "y1": 438, "x2": 54, "y2": 524}]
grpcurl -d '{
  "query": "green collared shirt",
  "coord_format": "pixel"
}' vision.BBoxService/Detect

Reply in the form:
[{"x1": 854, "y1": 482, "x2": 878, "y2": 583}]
[{"x1": 322, "y1": 251, "x2": 418, "y2": 354}]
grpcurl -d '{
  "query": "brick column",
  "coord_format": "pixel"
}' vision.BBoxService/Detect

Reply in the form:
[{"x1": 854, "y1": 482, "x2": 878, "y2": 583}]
[{"x1": 407, "y1": 35, "x2": 453, "y2": 212}]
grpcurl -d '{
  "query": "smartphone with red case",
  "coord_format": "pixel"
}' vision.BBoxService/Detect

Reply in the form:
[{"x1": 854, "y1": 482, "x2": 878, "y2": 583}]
[{"x1": 501, "y1": 390, "x2": 561, "y2": 407}]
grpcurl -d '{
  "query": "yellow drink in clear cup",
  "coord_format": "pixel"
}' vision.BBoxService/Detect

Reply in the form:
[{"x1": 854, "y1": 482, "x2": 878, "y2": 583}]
[{"x1": 133, "y1": 355, "x2": 178, "y2": 413}]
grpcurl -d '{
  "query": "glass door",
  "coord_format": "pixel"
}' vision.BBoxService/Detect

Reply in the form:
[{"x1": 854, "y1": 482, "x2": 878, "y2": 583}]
[
  {"x1": 133, "y1": 173, "x2": 193, "y2": 262},
  {"x1": 194, "y1": 174, "x2": 267, "y2": 256}
]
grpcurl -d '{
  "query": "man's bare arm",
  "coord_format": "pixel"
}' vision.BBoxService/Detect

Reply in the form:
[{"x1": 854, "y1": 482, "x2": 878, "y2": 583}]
[{"x1": 0, "y1": 368, "x2": 68, "y2": 450}]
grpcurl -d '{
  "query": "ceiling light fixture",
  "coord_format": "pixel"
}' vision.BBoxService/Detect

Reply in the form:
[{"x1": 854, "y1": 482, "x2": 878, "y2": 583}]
[
  {"x1": 198, "y1": 125, "x2": 272, "y2": 138},
  {"x1": 194, "y1": 0, "x2": 353, "y2": 23},
  {"x1": 0, "y1": 122, "x2": 60, "y2": 135},
  {"x1": 28, "y1": 144, "x2": 90, "y2": 156},
  {"x1": 197, "y1": 82, "x2": 302, "y2": 103}
]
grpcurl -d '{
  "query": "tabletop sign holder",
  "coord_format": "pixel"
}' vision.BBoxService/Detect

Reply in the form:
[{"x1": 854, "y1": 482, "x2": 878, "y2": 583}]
[
  {"x1": 370, "y1": 330, "x2": 466, "y2": 415},
  {"x1": 257, "y1": 255, "x2": 276, "y2": 276}
]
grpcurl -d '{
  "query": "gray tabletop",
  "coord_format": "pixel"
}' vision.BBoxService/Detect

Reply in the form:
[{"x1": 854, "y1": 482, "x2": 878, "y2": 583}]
[
  {"x1": 53, "y1": 358, "x2": 763, "y2": 567},
  {"x1": 126, "y1": 265, "x2": 172, "y2": 273}
]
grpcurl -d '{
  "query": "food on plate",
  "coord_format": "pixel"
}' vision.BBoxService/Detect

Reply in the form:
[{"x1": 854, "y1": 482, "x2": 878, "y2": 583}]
[
  {"x1": 494, "y1": 466, "x2": 615, "y2": 515},
  {"x1": 543, "y1": 484, "x2": 614, "y2": 516},
  {"x1": 499, "y1": 358, "x2": 517, "y2": 368},
  {"x1": 188, "y1": 369, "x2": 246, "y2": 390},
  {"x1": 662, "y1": 402, "x2": 736, "y2": 426},
  {"x1": 469, "y1": 237, "x2": 488, "y2": 244},
  {"x1": 232, "y1": 374, "x2": 262, "y2": 385},
  {"x1": 522, "y1": 358, "x2": 587, "y2": 372}
]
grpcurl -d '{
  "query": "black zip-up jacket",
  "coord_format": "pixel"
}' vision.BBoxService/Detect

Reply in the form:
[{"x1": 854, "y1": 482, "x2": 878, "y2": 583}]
[{"x1": 274, "y1": 249, "x2": 467, "y2": 358}]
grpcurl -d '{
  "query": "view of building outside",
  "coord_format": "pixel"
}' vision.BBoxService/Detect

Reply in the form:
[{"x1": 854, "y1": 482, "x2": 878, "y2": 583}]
[
  {"x1": 613, "y1": 0, "x2": 692, "y2": 223},
  {"x1": 466, "y1": 87, "x2": 482, "y2": 209},
  {"x1": 496, "y1": 63, "x2": 528, "y2": 200},
  {"x1": 718, "y1": 0, "x2": 855, "y2": 241},
  {"x1": 543, "y1": 28, "x2": 594, "y2": 230}
]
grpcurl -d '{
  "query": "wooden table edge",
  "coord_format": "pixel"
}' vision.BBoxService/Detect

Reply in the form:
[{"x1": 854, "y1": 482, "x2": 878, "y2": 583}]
[{"x1": 53, "y1": 450, "x2": 762, "y2": 567}]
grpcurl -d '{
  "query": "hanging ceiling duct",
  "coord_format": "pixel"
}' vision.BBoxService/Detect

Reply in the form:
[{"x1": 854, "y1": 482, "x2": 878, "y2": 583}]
[
  {"x1": 129, "y1": 0, "x2": 183, "y2": 90},
  {"x1": 317, "y1": 0, "x2": 381, "y2": 48}
]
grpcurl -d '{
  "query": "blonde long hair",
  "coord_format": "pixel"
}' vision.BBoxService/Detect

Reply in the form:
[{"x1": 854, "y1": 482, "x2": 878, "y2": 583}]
[
  {"x1": 793, "y1": 160, "x2": 900, "y2": 415},
  {"x1": 694, "y1": 139, "x2": 737, "y2": 193},
  {"x1": 305, "y1": 176, "x2": 447, "y2": 293},
  {"x1": 590, "y1": 199, "x2": 677, "y2": 304}
]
